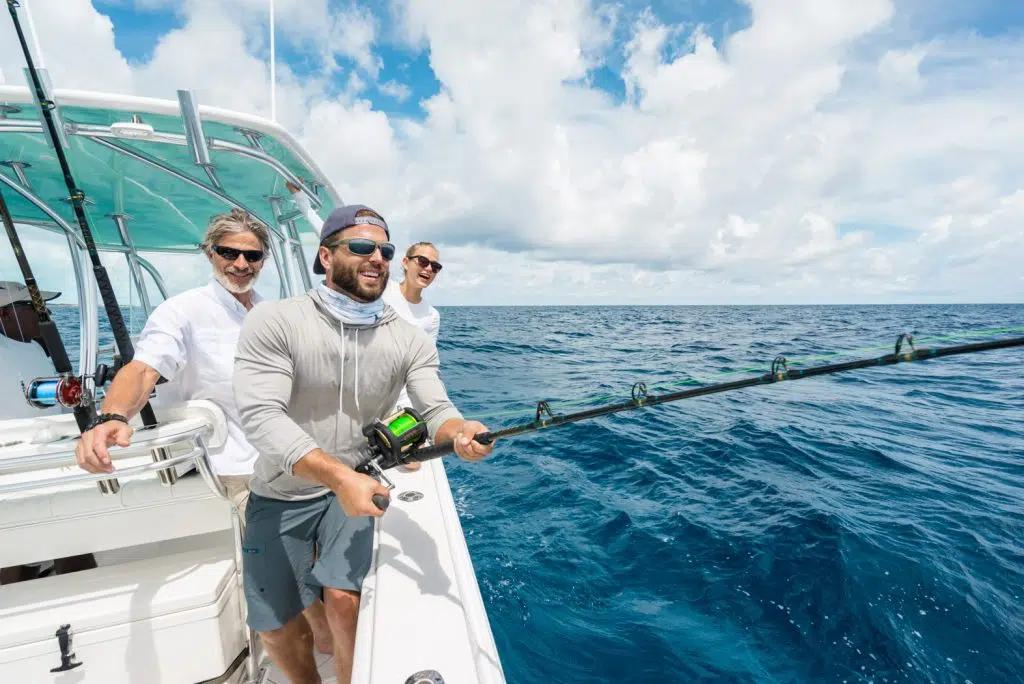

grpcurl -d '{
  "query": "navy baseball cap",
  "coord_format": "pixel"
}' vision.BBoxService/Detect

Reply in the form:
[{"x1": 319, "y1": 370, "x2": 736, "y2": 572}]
[{"x1": 312, "y1": 204, "x2": 390, "y2": 275}]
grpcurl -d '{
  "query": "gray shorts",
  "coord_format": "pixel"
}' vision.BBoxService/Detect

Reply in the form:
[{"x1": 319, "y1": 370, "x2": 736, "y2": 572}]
[{"x1": 241, "y1": 491, "x2": 374, "y2": 632}]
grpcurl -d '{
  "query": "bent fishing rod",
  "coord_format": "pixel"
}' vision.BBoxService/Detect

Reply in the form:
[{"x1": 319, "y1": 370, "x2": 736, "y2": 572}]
[
  {"x1": 356, "y1": 332, "x2": 1024, "y2": 510},
  {"x1": 7, "y1": 1, "x2": 159, "y2": 430}
]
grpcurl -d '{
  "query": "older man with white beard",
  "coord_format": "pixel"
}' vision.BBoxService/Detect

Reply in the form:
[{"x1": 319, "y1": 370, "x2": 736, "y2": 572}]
[{"x1": 74, "y1": 208, "x2": 335, "y2": 651}]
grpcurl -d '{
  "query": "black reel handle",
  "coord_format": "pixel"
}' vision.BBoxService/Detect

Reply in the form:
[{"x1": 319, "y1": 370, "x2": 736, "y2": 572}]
[{"x1": 372, "y1": 493, "x2": 390, "y2": 512}]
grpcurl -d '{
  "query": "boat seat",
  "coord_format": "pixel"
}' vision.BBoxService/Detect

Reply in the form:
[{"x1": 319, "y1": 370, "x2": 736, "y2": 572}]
[{"x1": 0, "y1": 537, "x2": 246, "y2": 684}]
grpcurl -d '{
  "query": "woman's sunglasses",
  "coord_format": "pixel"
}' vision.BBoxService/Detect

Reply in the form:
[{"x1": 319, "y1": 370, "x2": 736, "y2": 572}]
[
  {"x1": 409, "y1": 255, "x2": 443, "y2": 272},
  {"x1": 328, "y1": 237, "x2": 396, "y2": 261},
  {"x1": 211, "y1": 245, "x2": 265, "y2": 263}
]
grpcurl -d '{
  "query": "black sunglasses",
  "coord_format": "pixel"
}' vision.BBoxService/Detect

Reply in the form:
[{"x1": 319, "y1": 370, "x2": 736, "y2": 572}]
[
  {"x1": 327, "y1": 238, "x2": 396, "y2": 261},
  {"x1": 409, "y1": 254, "x2": 442, "y2": 272},
  {"x1": 212, "y1": 245, "x2": 265, "y2": 263}
]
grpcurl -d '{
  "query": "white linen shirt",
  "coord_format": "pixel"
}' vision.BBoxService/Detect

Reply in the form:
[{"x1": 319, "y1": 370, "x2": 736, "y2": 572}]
[{"x1": 133, "y1": 280, "x2": 263, "y2": 476}]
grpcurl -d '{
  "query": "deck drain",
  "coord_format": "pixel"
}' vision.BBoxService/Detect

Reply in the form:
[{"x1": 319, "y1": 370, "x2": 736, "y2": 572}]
[
  {"x1": 404, "y1": 670, "x2": 444, "y2": 684},
  {"x1": 398, "y1": 491, "x2": 424, "y2": 502}
]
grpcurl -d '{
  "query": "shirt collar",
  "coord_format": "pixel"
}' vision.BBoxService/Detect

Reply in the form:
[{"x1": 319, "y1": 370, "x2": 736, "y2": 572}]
[{"x1": 207, "y1": 279, "x2": 262, "y2": 315}]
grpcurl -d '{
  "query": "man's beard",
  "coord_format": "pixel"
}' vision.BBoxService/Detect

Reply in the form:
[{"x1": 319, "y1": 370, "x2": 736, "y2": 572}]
[
  {"x1": 214, "y1": 267, "x2": 260, "y2": 294},
  {"x1": 330, "y1": 260, "x2": 388, "y2": 301}
]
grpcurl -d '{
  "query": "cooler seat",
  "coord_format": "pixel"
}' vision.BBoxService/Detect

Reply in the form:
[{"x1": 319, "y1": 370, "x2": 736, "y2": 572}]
[{"x1": 0, "y1": 539, "x2": 246, "y2": 684}]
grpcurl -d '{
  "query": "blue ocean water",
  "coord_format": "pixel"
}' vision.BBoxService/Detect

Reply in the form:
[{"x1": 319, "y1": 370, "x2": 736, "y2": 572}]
[
  {"x1": 59, "y1": 303, "x2": 1024, "y2": 683},
  {"x1": 436, "y1": 304, "x2": 1024, "y2": 684}
]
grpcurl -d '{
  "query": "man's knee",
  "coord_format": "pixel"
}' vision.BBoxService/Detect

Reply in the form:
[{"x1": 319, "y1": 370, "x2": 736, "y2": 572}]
[
  {"x1": 323, "y1": 587, "x2": 360, "y2": 619},
  {"x1": 258, "y1": 610, "x2": 313, "y2": 646}
]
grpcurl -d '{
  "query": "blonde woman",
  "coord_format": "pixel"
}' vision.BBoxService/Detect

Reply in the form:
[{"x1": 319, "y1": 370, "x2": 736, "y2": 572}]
[{"x1": 383, "y1": 242, "x2": 442, "y2": 338}]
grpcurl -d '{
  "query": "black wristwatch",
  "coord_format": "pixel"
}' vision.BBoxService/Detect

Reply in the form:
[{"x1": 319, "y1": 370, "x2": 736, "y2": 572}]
[{"x1": 87, "y1": 413, "x2": 129, "y2": 430}]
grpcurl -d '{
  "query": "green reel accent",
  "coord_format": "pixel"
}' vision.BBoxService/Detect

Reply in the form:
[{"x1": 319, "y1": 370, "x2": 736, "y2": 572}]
[
  {"x1": 387, "y1": 412, "x2": 420, "y2": 439},
  {"x1": 362, "y1": 407, "x2": 429, "y2": 469}
]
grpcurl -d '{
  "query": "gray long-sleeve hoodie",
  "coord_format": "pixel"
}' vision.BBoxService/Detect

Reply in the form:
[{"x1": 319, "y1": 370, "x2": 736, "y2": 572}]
[{"x1": 232, "y1": 287, "x2": 462, "y2": 501}]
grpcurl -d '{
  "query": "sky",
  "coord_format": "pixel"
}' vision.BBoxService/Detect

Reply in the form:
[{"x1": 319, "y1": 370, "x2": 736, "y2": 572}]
[{"x1": 1, "y1": 0, "x2": 1023, "y2": 306}]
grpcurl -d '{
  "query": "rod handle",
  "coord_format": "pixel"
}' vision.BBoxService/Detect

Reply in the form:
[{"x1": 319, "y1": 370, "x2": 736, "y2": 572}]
[{"x1": 407, "y1": 432, "x2": 496, "y2": 463}]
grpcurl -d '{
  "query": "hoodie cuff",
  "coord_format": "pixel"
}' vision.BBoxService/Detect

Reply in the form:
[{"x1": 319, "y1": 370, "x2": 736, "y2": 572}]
[
  {"x1": 284, "y1": 435, "x2": 323, "y2": 476},
  {"x1": 426, "y1": 406, "x2": 464, "y2": 443}
]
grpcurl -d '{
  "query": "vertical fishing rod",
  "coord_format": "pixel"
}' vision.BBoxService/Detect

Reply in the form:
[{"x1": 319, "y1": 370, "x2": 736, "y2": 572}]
[
  {"x1": 0, "y1": 187, "x2": 92, "y2": 431},
  {"x1": 6, "y1": 0, "x2": 159, "y2": 433}
]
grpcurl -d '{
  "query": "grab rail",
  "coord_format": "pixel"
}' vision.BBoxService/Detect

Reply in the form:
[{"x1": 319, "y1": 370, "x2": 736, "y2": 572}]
[
  {"x1": 0, "y1": 421, "x2": 219, "y2": 497},
  {"x1": 0, "y1": 448, "x2": 200, "y2": 495},
  {"x1": 0, "y1": 426, "x2": 206, "y2": 474}
]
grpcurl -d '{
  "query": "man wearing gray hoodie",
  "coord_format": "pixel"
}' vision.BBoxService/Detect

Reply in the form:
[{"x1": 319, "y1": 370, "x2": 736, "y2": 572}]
[{"x1": 232, "y1": 203, "x2": 492, "y2": 684}]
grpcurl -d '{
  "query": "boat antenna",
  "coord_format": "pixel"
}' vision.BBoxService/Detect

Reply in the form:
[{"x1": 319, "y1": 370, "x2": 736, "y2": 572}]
[
  {"x1": 269, "y1": 0, "x2": 277, "y2": 122},
  {"x1": 357, "y1": 332, "x2": 1024, "y2": 510},
  {"x1": 0, "y1": 187, "x2": 92, "y2": 430},
  {"x1": 6, "y1": 0, "x2": 161, "y2": 430}
]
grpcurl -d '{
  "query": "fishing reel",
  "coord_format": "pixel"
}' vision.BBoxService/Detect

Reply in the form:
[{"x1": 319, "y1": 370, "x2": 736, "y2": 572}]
[
  {"x1": 360, "y1": 407, "x2": 429, "y2": 471},
  {"x1": 356, "y1": 407, "x2": 429, "y2": 511},
  {"x1": 21, "y1": 362, "x2": 122, "y2": 411},
  {"x1": 23, "y1": 374, "x2": 88, "y2": 410}
]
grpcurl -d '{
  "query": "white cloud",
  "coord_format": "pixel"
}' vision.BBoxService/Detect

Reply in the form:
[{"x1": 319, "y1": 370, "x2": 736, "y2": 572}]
[
  {"x1": 0, "y1": 0, "x2": 133, "y2": 91},
  {"x1": 378, "y1": 80, "x2": 411, "y2": 102},
  {"x1": 878, "y1": 45, "x2": 928, "y2": 88},
  {"x1": 1, "y1": 0, "x2": 1022, "y2": 305}
]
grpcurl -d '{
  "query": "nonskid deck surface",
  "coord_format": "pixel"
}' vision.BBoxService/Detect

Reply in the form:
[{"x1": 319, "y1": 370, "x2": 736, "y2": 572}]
[{"x1": 263, "y1": 651, "x2": 336, "y2": 684}]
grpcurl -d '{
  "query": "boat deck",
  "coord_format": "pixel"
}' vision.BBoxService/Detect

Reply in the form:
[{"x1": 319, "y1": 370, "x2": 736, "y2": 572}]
[{"x1": 264, "y1": 651, "x2": 336, "y2": 684}]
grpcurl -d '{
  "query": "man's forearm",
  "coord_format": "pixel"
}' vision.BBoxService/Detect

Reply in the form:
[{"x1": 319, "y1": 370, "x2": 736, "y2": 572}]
[
  {"x1": 292, "y1": 448, "x2": 355, "y2": 489},
  {"x1": 100, "y1": 360, "x2": 161, "y2": 417}
]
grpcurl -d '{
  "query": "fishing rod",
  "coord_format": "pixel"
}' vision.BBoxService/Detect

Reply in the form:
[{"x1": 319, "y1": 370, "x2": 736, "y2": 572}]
[
  {"x1": 6, "y1": 1, "x2": 159, "y2": 431},
  {"x1": 357, "y1": 333, "x2": 1024, "y2": 511},
  {"x1": 0, "y1": 186, "x2": 92, "y2": 430},
  {"x1": 7, "y1": 0, "x2": 169, "y2": 492}
]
